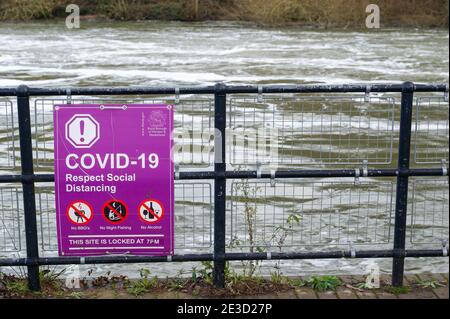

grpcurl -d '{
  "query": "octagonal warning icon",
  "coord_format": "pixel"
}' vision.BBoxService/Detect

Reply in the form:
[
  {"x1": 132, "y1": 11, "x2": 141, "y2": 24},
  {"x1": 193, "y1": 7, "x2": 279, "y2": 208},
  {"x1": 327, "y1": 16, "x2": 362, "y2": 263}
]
[{"x1": 65, "y1": 114, "x2": 100, "y2": 148}]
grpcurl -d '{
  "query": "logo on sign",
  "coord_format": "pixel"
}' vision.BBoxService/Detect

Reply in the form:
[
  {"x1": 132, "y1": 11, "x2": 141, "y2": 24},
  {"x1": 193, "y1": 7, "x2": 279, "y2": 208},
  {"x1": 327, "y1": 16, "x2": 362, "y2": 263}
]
[
  {"x1": 102, "y1": 200, "x2": 128, "y2": 224},
  {"x1": 138, "y1": 199, "x2": 164, "y2": 224},
  {"x1": 66, "y1": 201, "x2": 93, "y2": 225},
  {"x1": 65, "y1": 114, "x2": 100, "y2": 148},
  {"x1": 148, "y1": 110, "x2": 166, "y2": 128}
]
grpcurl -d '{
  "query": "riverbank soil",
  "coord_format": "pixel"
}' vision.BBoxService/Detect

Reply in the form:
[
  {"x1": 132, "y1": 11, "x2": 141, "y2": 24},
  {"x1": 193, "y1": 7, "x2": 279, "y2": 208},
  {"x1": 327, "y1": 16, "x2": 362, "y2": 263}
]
[
  {"x1": 0, "y1": 273, "x2": 448, "y2": 299},
  {"x1": 0, "y1": 0, "x2": 448, "y2": 28}
]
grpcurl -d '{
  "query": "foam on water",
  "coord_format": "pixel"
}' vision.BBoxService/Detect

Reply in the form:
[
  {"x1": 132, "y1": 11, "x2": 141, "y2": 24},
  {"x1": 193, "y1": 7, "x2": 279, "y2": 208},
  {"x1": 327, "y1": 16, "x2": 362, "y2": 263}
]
[{"x1": 0, "y1": 21, "x2": 448, "y2": 278}]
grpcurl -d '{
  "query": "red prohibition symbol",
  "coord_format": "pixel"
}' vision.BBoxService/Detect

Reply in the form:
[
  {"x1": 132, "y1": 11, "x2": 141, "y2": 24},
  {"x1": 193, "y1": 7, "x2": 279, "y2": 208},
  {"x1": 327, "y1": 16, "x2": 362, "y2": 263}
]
[
  {"x1": 102, "y1": 199, "x2": 129, "y2": 224},
  {"x1": 66, "y1": 200, "x2": 94, "y2": 225},
  {"x1": 138, "y1": 199, "x2": 164, "y2": 224}
]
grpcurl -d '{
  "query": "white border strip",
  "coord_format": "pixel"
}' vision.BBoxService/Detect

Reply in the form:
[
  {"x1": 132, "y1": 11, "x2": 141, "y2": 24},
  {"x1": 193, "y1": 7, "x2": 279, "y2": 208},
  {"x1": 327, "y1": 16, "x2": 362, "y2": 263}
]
[
  {"x1": 68, "y1": 234, "x2": 164, "y2": 238},
  {"x1": 69, "y1": 247, "x2": 165, "y2": 250}
]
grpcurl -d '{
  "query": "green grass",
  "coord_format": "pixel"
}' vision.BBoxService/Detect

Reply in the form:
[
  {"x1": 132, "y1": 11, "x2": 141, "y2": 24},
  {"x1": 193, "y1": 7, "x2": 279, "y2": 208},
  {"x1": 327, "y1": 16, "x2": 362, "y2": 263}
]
[
  {"x1": 126, "y1": 268, "x2": 158, "y2": 297},
  {"x1": 355, "y1": 282, "x2": 373, "y2": 290},
  {"x1": 68, "y1": 291, "x2": 83, "y2": 299},
  {"x1": 307, "y1": 276, "x2": 342, "y2": 292},
  {"x1": 166, "y1": 278, "x2": 186, "y2": 291},
  {"x1": 39, "y1": 268, "x2": 65, "y2": 290},
  {"x1": 385, "y1": 285, "x2": 411, "y2": 295},
  {"x1": 4, "y1": 280, "x2": 29, "y2": 294},
  {"x1": 270, "y1": 272, "x2": 285, "y2": 285},
  {"x1": 415, "y1": 279, "x2": 445, "y2": 289},
  {"x1": 286, "y1": 277, "x2": 306, "y2": 287}
]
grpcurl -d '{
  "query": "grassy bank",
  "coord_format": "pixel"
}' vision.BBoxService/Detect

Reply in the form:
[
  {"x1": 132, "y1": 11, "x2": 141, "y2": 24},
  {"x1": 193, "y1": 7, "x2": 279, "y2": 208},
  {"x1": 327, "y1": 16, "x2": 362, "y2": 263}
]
[
  {"x1": 0, "y1": 0, "x2": 448, "y2": 28},
  {"x1": 1, "y1": 268, "x2": 448, "y2": 299}
]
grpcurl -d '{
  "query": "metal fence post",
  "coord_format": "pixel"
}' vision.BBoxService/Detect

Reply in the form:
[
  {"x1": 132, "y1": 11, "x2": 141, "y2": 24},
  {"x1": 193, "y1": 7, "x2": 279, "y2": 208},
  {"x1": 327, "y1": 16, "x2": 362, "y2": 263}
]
[
  {"x1": 392, "y1": 81, "x2": 414, "y2": 287},
  {"x1": 213, "y1": 83, "x2": 227, "y2": 288},
  {"x1": 17, "y1": 85, "x2": 41, "y2": 291}
]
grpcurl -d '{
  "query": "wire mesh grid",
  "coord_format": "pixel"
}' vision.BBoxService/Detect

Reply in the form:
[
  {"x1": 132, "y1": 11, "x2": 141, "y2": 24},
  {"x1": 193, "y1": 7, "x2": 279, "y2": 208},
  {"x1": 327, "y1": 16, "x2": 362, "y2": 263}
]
[
  {"x1": 0, "y1": 99, "x2": 17, "y2": 170},
  {"x1": 410, "y1": 179, "x2": 449, "y2": 244},
  {"x1": 0, "y1": 186, "x2": 21, "y2": 252},
  {"x1": 32, "y1": 97, "x2": 213, "y2": 169},
  {"x1": 35, "y1": 185, "x2": 57, "y2": 251},
  {"x1": 34, "y1": 182, "x2": 212, "y2": 252},
  {"x1": 228, "y1": 95, "x2": 395, "y2": 167},
  {"x1": 413, "y1": 97, "x2": 449, "y2": 164},
  {"x1": 229, "y1": 179, "x2": 393, "y2": 248},
  {"x1": 174, "y1": 182, "x2": 212, "y2": 249}
]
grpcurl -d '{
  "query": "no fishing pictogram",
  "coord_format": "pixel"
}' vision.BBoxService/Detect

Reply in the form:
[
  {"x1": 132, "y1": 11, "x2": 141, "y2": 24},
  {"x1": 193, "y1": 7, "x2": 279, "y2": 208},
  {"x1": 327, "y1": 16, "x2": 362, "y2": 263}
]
[{"x1": 102, "y1": 199, "x2": 128, "y2": 224}]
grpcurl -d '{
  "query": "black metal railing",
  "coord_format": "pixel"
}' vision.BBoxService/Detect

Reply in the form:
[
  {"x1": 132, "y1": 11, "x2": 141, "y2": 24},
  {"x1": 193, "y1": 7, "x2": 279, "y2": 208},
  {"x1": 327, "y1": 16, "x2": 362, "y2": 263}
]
[{"x1": 0, "y1": 82, "x2": 448, "y2": 291}]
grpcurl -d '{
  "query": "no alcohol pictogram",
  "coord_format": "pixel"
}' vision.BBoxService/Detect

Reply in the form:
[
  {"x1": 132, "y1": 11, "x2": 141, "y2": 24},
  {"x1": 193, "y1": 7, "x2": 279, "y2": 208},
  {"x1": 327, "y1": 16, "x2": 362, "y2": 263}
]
[
  {"x1": 102, "y1": 200, "x2": 128, "y2": 224},
  {"x1": 138, "y1": 199, "x2": 164, "y2": 224},
  {"x1": 66, "y1": 201, "x2": 93, "y2": 225}
]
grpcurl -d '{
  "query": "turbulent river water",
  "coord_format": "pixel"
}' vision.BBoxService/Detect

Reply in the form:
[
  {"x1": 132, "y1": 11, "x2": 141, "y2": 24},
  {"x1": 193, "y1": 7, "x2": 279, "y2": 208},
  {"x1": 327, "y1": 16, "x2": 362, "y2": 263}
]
[{"x1": 0, "y1": 21, "x2": 448, "y2": 278}]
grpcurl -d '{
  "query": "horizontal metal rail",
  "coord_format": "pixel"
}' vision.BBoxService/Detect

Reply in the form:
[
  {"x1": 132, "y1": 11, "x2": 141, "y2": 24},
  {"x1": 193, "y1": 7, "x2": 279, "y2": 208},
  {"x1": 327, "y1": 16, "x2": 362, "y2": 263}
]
[
  {"x1": 0, "y1": 83, "x2": 447, "y2": 97},
  {"x1": 0, "y1": 249, "x2": 446, "y2": 267},
  {"x1": 0, "y1": 168, "x2": 447, "y2": 184}
]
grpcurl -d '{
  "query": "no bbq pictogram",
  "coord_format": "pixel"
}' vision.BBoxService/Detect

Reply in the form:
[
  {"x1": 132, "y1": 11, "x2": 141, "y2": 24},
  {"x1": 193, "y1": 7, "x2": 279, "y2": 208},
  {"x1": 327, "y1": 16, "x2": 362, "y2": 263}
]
[
  {"x1": 66, "y1": 201, "x2": 93, "y2": 225},
  {"x1": 138, "y1": 199, "x2": 164, "y2": 224}
]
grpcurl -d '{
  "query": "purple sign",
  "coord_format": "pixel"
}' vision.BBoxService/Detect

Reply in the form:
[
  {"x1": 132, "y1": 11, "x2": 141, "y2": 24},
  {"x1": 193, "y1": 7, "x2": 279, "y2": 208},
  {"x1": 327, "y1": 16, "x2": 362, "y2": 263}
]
[{"x1": 54, "y1": 104, "x2": 174, "y2": 256}]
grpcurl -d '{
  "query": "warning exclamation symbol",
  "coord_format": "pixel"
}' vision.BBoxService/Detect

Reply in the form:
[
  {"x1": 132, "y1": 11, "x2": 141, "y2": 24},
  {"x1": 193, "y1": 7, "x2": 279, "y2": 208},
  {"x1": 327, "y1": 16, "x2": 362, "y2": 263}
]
[
  {"x1": 65, "y1": 114, "x2": 100, "y2": 149},
  {"x1": 79, "y1": 120, "x2": 85, "y2": 142}
]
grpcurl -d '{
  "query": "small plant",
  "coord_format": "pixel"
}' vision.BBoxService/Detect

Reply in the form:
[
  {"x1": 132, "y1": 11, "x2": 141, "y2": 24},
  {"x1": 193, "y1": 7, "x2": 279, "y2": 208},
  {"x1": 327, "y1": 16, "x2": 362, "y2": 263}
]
[
  {"x1": 307, "y1": 276, "x2": 341, "y2": 292},
  {"x1": 385, "y1": 285, "x2": 411, "y2": 295},
  {"x1": 267, "y1": 212, "x2": 302, "y2": 281},
  {"x1": 39, "y1": 267, "x2": 65, "y2": 290},
  {"x1": 194, "y1": 261, "x2": 215, "y2": 285},
  {"x1": 167, "y1": 278, "x2": 186, "y2": 291},
  {"x1": 270, "y1": 272, "x2": 284, "y2": 285},
  {"x1": 5, "y1": 279, "x2": 29, "y2": 295},
  {"x1": 355, "y1": 282, "x2": 372, "y2": 290},
  {"x1": 232, "y1": 179, "x2": 262, "y2": 278},
  {"x1": 287, "y1": 277, "x2": 306, "y2": 287},
  {"x1": 250, "y1": 275, "x2": 266, "y2": 286},
  {"x1": 191, "y1": 267, "x2": 198, "y2": 282},
  {"x1": 0, "y1": 272, "x2": 29, "y2": 296},
  {"x1": 126, "y1": 268, "x2": 158, "y2": 297},
  {"x1": 195, "y1": 260, "x2": 249, "y2": 291},
  {"x1": 225, "y1": 264, "x2": 245, "y2": 288},
  {"x1": 68, "y1": 291, "x2": 83, "y2": 299},
  {"x1": 415, "y1": 279, "x2": 444, "y2": 289}
]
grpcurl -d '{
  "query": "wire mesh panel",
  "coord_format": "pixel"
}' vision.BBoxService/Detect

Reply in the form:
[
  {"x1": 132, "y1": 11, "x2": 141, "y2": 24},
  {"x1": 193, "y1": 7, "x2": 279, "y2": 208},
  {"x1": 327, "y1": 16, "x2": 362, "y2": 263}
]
[
  {"x1": 228, "y1": 96, "x2": 395, "y2": 167},
  {"x1": 0, "y1": 186, "x2": 22, "y2": 252},
  {"x1": 413, "y1": 97, "x2": 449, "y2": 164},
  {"x1": 0, "y1": 99, "x2": 17, "y2": 170},
  {"x1": 173, "y1": 100, "x2": 214, "y2": 168},
  {"x1": 33, "y1": 98, "x2": 213, "y2": 169},
  {"x1": 411, "y1": 179, "x2": 449, "y2": 244},
  {"x1": 230, "y1": 180, "x2": 393, "y2": 248},
  {"x1": 174, "y1": 182, "x2": 212, "y2": 249},
  {"x1": 36, "y1": 185, "x2": 57, "y2": 251}
]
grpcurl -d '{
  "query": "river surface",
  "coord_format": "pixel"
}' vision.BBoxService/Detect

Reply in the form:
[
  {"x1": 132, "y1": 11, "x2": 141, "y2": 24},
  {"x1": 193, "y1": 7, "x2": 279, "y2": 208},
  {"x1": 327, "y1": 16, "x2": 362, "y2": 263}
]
[{"x1": 0, "y1": 21, "x2": 448, "y2": 279}]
